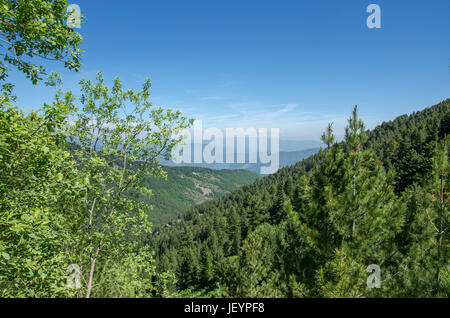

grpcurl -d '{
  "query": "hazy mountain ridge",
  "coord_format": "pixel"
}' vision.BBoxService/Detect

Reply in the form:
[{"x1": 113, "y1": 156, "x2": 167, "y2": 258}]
[{"x1": 161, "y1": 147, "x2": 319, "y2": 175}]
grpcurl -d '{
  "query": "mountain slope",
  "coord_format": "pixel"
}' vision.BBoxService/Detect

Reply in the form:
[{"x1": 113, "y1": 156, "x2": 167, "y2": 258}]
[
  {"x1": 138, "y1": 166, "x2": 259, "y2": 226},
  {"x1": 149, "y1": 98, "x2": 449, "y2": 297}
]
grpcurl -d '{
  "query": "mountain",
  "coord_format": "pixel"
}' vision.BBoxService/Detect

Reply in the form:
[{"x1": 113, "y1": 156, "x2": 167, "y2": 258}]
[
  {"x1": 149, "y1": 98, "x2": 449, "y2": 297},
  {"x1": 160, "y1": 147, "x2": 319, "y2": 175},
  {"x1": 278, "y1": 140, "x2": 323, "y2": 152},
  {"x1": 135, "y1": 166, "x2": 259, "y2": 226}
]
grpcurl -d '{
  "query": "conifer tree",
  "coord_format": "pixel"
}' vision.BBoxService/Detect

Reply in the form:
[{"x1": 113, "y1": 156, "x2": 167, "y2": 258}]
[
  {"x1": 394, "y1": 138, "x2": 449, "y2": 297},
  {"x1": 277, "y1": 202, "x2": 315, "y2": 296},
  {"x1": 321, "y1": 122, "x2": 335, "y2": 149},
  {"x1": 311, "y1": 106, "x2": 405, "y2": 297},
  {"x1": 269, "y1": 186, "x2": 290, "y2": 224},
  {"x1": 225, "y1": 224, "x2": 279, "y2": 297}
]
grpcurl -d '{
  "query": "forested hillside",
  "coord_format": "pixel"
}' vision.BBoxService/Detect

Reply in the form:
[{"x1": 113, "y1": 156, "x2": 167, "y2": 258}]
[
  {"x1": 139, "y1": 166, "x2": 258, "y2": 226},
  {"x1": 149, "y1": 99, "x2": 450, "y2": 297},
  {"x1": 1, "y1": 0, "x2": 448, "y2": 299}
]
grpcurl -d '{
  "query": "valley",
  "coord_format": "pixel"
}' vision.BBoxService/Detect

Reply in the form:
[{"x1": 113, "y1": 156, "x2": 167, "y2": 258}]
[{"x1": 137, "y1": 166, "x2": 259, "y2": 226}]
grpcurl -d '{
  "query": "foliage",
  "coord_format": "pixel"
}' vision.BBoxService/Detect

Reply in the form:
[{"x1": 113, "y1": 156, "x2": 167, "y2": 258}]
[
  {"x1": 0, "y1": 0, "x2": 83, "y2": 96},
  {"x1": 62, "y1": 72, "x2": 192, "y2": 297},
  {"x1": 0, "y1": 0, "x2": 448, "y2": 299},
  {"x1": 0, "y1": 2, "x2": 197, "y2": 298},
  {"x1": 0, "y1": 71, "x2": 193, "y2": 297},
  {"x1": 0, "y1": 97, "x2": 81, "y2": 297},
  {"x1": 150, "y1": 99, "x2": 449, "y2": 298}
]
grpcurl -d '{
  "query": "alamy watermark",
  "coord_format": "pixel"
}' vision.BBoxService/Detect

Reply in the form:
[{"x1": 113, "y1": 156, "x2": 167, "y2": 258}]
[
  {"x1": 366, "y1": 4, "x2": 381, "y2": 29},
  {"x1": 171, "y1": 120, "x2": 280, "y2": 175},
  {"x1": 66, "y1": 264, "x2": 82, "y2": 289},
  {"x1": 67, "y1": 4, "x2": 81, "y2": 29},
  {"x1": 366, "y1": 264, "x2": 381, "y2": 288}
]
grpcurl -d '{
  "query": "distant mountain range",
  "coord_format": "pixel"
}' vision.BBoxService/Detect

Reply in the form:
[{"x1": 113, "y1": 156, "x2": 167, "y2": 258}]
[
  {"x1": 137, "y1": 142, "x2": 319, "y2": 226},
  {"x1": 160, "y1": 141, "x2": 320, "y2": 175},
  {"x1": 143, "y1": 146, "x2": 318, "y2": 226},
  {"x1": 277, "y1": 140, "x2": 323, "y2": 152}
]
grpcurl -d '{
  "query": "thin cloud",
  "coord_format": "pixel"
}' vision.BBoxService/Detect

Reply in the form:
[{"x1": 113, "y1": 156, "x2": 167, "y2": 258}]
[
  {"x1": 204, "y1": 113, "x2": 242, "y2": 121},
  {"x1": 199, "y1": 96, "x2": 229, "y2": 101}
]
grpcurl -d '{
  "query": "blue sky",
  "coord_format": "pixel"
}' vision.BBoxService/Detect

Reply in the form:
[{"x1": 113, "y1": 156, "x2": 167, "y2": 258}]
[{"x1": 9, "y1": 0, "x2": 450, "y2": 141}]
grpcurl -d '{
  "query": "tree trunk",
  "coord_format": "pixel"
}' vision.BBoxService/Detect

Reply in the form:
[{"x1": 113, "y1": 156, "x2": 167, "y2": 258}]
[
  {"x1": 86, "y1": 246, "x2": 100, "y2": 298},
  {"x1": 86, "y1": 257, "x2": 96, "y2": 298}
]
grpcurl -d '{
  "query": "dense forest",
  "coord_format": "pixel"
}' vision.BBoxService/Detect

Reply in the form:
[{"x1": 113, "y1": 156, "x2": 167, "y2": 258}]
[
  {"x1": 150, "y1": 100, "x2": 450, "y2": 297},
  {"x1": 0, "y1": 1, "x2": 448, "y2": 298}
]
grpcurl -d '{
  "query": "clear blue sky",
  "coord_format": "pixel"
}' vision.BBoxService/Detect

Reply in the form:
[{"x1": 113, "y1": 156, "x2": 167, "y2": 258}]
[{"x1": 9, "y1": 0, "x2": 450, "y2": 140}]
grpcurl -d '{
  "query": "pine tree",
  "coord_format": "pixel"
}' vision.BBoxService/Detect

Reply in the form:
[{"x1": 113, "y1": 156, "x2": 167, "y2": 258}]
[
  {"x1": 228, "y1": 209, "x2": 242, "y2": 255},
  {"x1": 311, "y1": 106, "x2": 405, "y2": 297},
  {"x1": 269, "y1": 186, "x2": 290, "y2": 224},
  {"x1": 321, "y1": 122, "x2": 335, "y2": 149},
  {"x1": 394, "y1": 138, "x2": 449, "y2": 297},
  {"x1": 277, "y1": 202, "x2": 315, "y2": 296},
  {"x1": 224, "y1": 224, "x2": 279, "y2": 297},
  {"x1": 200, "y1": 243, "x2": 214, "y2": 286}
]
